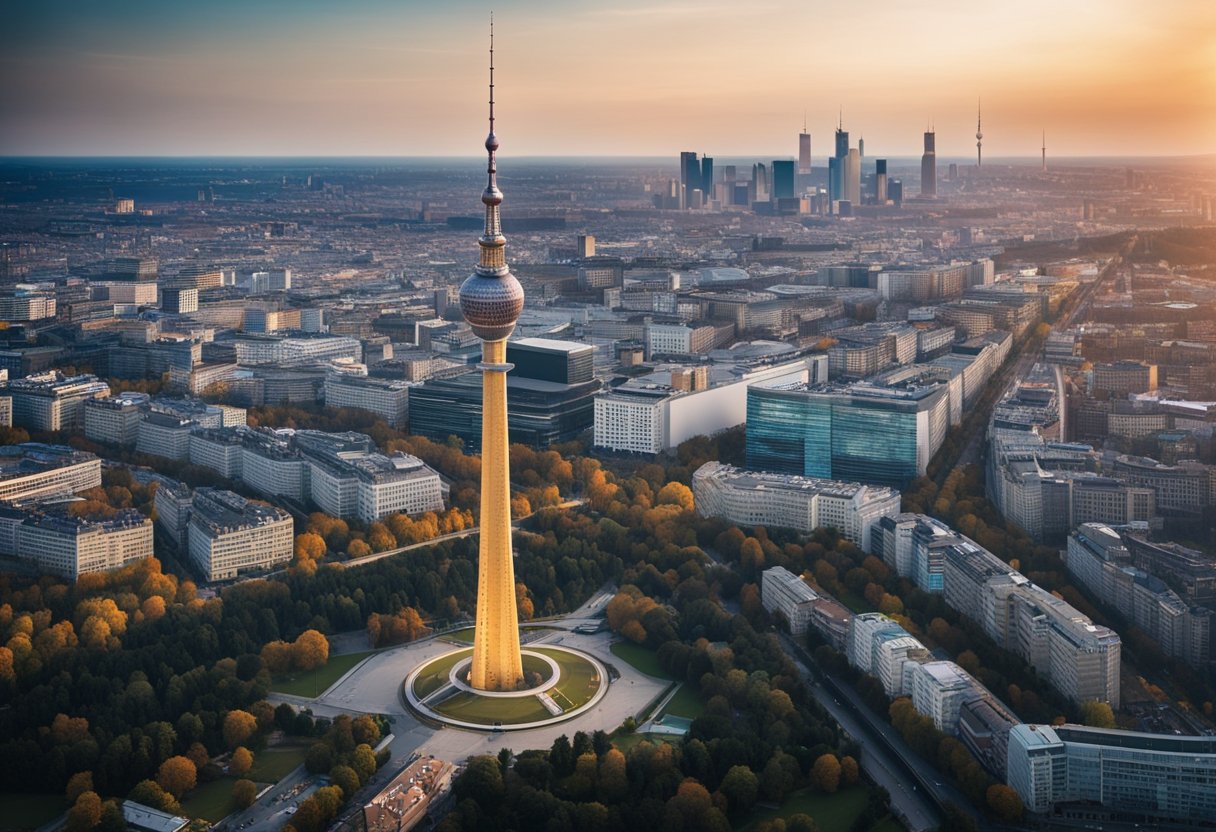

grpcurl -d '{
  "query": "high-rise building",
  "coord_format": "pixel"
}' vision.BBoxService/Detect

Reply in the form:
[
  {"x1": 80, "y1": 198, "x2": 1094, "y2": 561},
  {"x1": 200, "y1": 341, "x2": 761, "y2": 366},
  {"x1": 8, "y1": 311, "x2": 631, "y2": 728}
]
[
  {"x1": 844, "y1": 148, "x2": 861, "y2": 205},
  {"x1": 700, "y1": 156, "x2": 714, "y2": 200},
  {"x1": 680, "y1": 151, "x2": 700, "y2": 209},
  {"x1": 798, "y1": 127, "x2": 811, "y2": 174},
  {"x1": 921, "y1": 130, "x2": 937, "y2": 196},
  {"x1": 457, "y1": 43, "x2": 525, "y2": 691},
  {"x1": 576, "y1": 234, "x2": 595, "y2": 258},
  {"x1": 771, "y1": 160, "x2": 795, "y2": 199},
  {"x1": 975, "y1": 100, "x2": 983, "y2": 167},
  {"x1": 875, "y1": 159, "x2": 888, "y2": 204}
]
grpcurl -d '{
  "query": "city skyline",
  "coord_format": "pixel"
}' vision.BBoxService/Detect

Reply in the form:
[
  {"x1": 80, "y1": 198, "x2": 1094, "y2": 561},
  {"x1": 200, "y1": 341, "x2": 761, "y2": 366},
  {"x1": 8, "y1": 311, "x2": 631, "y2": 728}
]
[{"x1": 3, "y1": 0, "x2": 1215, "y2": 158}]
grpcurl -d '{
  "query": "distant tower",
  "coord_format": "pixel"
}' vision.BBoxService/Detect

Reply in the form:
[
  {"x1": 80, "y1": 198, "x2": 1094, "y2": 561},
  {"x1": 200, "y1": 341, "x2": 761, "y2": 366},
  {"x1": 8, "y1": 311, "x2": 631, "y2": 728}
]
[
  {"x1": 460, "y1": 19, "x2": 525, "y2": 692},
  {"x1": 921, "y1": 127, "x2": 937, "y2": 197},
  {"x1": 798, "y1": 113, "x2": 811, "y2": 174},
  {"x1": 679, "y1": 151, "x2": 700, "y2": 209},
  {"x1": 875, "y1": 159, "x2": 888, "y2": 204},
  {"x1": 1042, "y1": 130, "x2": 1047, "y2": 173},
  {"x1": 976, "y1": 99, "x2": 983, "y2": 168},
  {"x1": 858, "y1": 135, "x2": 865, "y2": 159},
  {"x1": 830, "y1": 110, "x2": 849, "y2": 208}
]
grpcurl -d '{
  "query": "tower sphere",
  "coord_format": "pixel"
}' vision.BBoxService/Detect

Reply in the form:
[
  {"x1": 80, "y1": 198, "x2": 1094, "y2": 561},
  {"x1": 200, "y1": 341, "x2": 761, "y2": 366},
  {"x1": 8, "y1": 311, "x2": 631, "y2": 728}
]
[{"x1": 459, "y1": 271, "x2": 523, "y2": 342}]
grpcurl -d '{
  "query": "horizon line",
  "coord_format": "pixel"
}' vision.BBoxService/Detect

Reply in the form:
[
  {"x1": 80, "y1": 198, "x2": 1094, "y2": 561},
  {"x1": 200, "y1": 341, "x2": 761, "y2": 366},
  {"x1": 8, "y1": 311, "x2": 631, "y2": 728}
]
[{"x1": 2, "y1": 153, "x2": 1212, "y2": 162}]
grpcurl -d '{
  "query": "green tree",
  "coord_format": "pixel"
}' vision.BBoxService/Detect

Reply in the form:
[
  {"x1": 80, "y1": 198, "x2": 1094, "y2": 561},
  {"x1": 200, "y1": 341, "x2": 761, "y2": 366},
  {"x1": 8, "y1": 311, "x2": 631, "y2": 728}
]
[
  {"x1": 718, "y1": 765, "x2": 759, "y2": 814},
  {"x1": 233, "y1": 779, "x2": 258, "y2": 809}
]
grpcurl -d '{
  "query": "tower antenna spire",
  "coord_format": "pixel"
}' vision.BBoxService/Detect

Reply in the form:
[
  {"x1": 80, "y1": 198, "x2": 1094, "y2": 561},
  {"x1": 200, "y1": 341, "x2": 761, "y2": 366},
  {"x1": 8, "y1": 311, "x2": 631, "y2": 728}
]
[{"x1": 976, "y1": 97, "x2": 984, "y2": 168}]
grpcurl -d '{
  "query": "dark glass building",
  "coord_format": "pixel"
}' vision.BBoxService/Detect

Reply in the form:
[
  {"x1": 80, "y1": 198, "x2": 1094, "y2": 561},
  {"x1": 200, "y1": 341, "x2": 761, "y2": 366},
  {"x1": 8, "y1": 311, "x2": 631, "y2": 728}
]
[{"x1": 771, "y1": 160, "x2": 795, "y2": 199}]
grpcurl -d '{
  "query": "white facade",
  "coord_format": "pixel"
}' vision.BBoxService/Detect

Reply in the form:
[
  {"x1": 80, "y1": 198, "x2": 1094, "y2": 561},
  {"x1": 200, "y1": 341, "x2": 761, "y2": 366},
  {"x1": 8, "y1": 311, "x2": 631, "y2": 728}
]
[
  {"x1": 136, "y1": 414, "x2": 194, "y2": 461},
  {"x1": 324, "y1": 373, "x2": 412, "y2": 428},
  {"x1": 84, "y1": 394, "x2": 147, "y2": 446},
  {"x1": 693, "y1": 461, "x2": 900, "y2": 550},
  {"x1": 909, "y1": 660, "x2": 978, "y2": 734},
  {"x1": 240, "y1": 444, "x2": 309, "y2": 502},
  {"x1": 9, "y1": 513, "x2": 153, "y2": 581},
  {"x1": 5, "y1": 373, "x2": 111, "y2": 432},
  {"x1": 760, "y1": 566, "x2": 818, "y2": 635},
  {"x1": 232, "y1": 335, "x2": 360, "y2": 367},
  {"x1": 188, "y1": 431, "x2": 244, "y2": 479},
  {"x1": 187, "y1": 488, "x2": 293, "y2": 582},
  {"x1": 0, "y1": 445, "x2": 101, "y2": 502}
]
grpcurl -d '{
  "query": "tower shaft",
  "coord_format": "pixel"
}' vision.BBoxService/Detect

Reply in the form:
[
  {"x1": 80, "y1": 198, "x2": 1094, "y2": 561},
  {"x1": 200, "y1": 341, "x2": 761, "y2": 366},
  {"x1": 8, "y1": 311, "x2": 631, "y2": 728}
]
[{"x1": 470, "y1": 337, "x2": 524, "y2": 690}]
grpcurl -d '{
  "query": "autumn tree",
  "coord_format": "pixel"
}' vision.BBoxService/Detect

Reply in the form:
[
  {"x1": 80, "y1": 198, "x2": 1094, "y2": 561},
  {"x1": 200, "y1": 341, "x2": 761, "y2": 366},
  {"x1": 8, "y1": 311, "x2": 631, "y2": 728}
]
[
  {"x1": 67, "y1": 791, "x2": 102, "y2": 832},
  {"x1": 223, "y1": 710, "x2": 258, "y2": 750},
  {"x1": 66, "y1": 772, "x2": 94, "y2": 803},
  {"x1": 839, "y1": 755, "x2": 859, "y2": 787},
  {"x1": 230, "y1": 746, "x2": 253, "y2": 776},
  {"x1": 986, "y1": 784, "x2": 1024, "y2": 821},
  {"x1": 233, "y1": 779, "x2": 258, "y2": 809},
  {"x1": 655, "y1": 481, "x2": 694, "y2": 511},
  {"x1": 810, "y1": 753, "x2": 841, "y2": 794},
  {"x1": 156, "y1": 756, "x2": 197, "y2": 798},
  {"x1": 292, "y1": 630, "x2": 329, "y2": 671},
  {"x1": 1080, "y1": 700, "x2": 1116, "y2": 729},
  {"x1": 718, "y1": 765, "x2": 759, "y2": 814}
]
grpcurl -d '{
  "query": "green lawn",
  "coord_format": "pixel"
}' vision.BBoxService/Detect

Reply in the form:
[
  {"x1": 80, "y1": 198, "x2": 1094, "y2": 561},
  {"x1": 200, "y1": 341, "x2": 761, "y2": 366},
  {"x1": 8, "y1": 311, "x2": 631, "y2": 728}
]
[
  {"x1": 180, "y1": 747, "x2": 306, "y2": 823},
  {"x1": 535, "y1": 647, "x2": 601, "y2": 711},
  {"x1": 662, "y1": 683, "x2": 705, "y2": 719},
  {"x1": 0, "y1": 793, "x2": 63, "y2": 832},
  {"x1": 610, "y1": 641, "x2": 673, "y2": 679},
  {"x1": 249, "y1": 747, "x2": 307, "y2": 782},
  {"x1": 436, "y1": 690, "x2": 552, "y2": 724},
  {"x1": 737, "y1": 785, "x2": 870, "y2": 832},
  {"x1": 445, "y1": 628, "x2": 475, "y2": 644},
  {"x1": 271, "y1": 650, "x2": 373, "y2": 697},
  {"x1": 180, "y1": 779, "x2": 238, "y2": 824}
]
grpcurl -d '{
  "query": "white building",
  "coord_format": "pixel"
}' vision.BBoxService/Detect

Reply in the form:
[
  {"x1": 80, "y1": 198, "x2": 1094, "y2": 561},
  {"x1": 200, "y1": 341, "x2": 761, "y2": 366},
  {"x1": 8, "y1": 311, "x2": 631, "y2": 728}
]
[
  {"x1": 188, "y1": 427, "x2": 245, "y2": 479},
  {"x1": 760, "y1": 566, "x2": 819, "y2": 635},
  {"x1": 298, "y1": 432, "x2": 446, "y2": 522},
  {"x1": 4, "y1": 372, "x2": 111, "y2": 432},
  {"x1": 136, "y1": 413, "x2": 194, "y2": 461},
  {"x1": 594, "y1": 355, "x2": 816, "y2": 454},
  {"x1": 909, "y1": 660, "x2": 980, "y2": 735},
  {"x1": 847, "y1": 613, "x2": 905, "y2": 674},
  {"x1": 84, "y1": 392, "x2": 150, "y2": 446},
  {"x1": 187, "y1": 488, "x2": 293, "y2": 582},
  {"x1": 231, "y1": 335, "x2": 361, "y2": 367},
  {"x1": 324, "y1": 373, "x2": 413, "y2": 428},
  {"x1": 0, "y1": 444, "x2": 101, "y2": 502},
  {"x1": 0, "y1": 504, "x2": 153, "y2": 581},
  {"x1": 240, "y1": 431, "x2": 309, "y2": 502},
  {"x1": 692, "y1": 461, "x2": 900, "y2": 551}
]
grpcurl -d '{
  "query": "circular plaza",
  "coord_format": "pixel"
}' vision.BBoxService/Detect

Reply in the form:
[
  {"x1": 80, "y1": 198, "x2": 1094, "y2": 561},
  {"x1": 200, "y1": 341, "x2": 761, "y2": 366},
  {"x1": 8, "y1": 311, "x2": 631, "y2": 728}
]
[{"x1": 404, "y1": 642, "x2": 608, "y2": 731}]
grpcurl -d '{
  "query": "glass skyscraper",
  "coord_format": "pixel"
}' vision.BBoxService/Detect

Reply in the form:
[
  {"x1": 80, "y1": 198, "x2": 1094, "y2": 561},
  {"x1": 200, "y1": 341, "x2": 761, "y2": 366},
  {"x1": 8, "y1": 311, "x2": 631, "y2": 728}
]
[{"x1": 746, "y1": 379, "x2": 949, "y2": 487}]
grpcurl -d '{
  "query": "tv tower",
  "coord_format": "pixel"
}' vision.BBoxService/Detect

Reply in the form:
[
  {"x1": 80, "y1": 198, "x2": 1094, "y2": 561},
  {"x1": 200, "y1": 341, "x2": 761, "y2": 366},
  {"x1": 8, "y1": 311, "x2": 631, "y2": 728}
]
[
  {"x1": 976, "y1": 99, "x2": 983, "y2": 168},
  {"x1": 1042, "y1": 130, "x2": 1047, "y2": 172},
  {"x1": 459, "y1": 16, "x2": 526, "y2": 692}
]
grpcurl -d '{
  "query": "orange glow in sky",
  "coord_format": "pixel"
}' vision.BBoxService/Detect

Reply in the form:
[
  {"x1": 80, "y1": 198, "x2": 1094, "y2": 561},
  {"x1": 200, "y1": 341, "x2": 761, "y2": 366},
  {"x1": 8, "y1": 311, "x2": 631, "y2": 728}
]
[{"x1": 2, "y1": 0, "x2": 1214, "y2": 157}]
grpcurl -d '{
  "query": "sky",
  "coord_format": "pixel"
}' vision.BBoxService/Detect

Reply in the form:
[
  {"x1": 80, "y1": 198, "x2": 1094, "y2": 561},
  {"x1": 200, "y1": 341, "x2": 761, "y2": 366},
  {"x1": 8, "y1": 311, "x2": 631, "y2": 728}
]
[{"x1": 2, "y1": 0, "x2": 1215, "y2": 159}]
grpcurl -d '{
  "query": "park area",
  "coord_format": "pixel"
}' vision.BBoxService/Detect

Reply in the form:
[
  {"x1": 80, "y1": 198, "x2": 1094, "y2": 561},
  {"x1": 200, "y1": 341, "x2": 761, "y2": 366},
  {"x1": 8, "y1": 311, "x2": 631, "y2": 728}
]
[
  {"x1": 180, "y1": 746, "x2": 307, "y2": 822},
  {"x1": 270, "y1": 650, "x2": 374, "y2": 698},
  {"x1": 609, "y1": 641, "x2": 705, "y2": 721}
]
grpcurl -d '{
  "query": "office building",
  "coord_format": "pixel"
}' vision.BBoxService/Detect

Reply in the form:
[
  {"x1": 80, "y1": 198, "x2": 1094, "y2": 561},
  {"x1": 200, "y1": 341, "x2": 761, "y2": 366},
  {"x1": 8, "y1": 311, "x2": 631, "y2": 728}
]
[
  {"x1": 920, "y1": 130, "x2": 937, "y2": 196},
  {"x1": 1112, "y1": 455, "x2": 1214, "y2": 514},
  {"x1": 301, "y1": 435, "x2": 446, "y2": 522},
  {"x1": 771, "y1": 160, "x2": 795, "y2": 200},
  {"x1": 798, "y1": 129, "x2": 811, "y2": 174},
  {"x1": 84, "y1": 392, "x2": 149, "y2": 446},
  {"x1": 1066, "y1": 524, "x2": 1211, "y2": 668},
  {"x1": 0, "y1": 289, "x2": 56, "y2": 322},
  {"x1": 161, "y1": 288, "x2": 198, "y2": 315},
  {"x1": 230, "y1": 334, "x2": 361, "y2": 367},
  {"x1": 1092, "y1": 360, "x2": 1157, "y2": 397},
  {"x1": 136, "y1": 412, "x2": 194, "y2": 461},
  {"x1": 0, "y1": 444, "x2": 101, "y2": 502},
  {"x1": 747, "y1": 370, "x2": 951, "y2": 487},
  {"x1": 188, "y1": 427, "x2": 246, "y2": 479},
  {"x1": 239, "y1": 429, "x2": 310, "y2": 502},
  {"x1": 875, "y1": 159, "x2": 888, "y2": 203},
  {"x1": 4, "y1": 372, "x2": 111, "y2": 432},
  {"x1": 0, "y1": 501, "x2": 153, "y2": 581},
  {"x1": 324, "y1": 372, "x2": 413, "y2": 428},
  {"x1": 186, "y1": 488, "x2": 293, "y2": 582},
  {"x1": 910, "y1": 661, "x2": 981, "y2": 734},
  {"x1": 596, "y1": 354, "x2": 816, "y2": 455},
  {"x1": 680, "y1": 151, "x2": 700, "y2": 209},
  {"x1": 693, "y1": 461, "x2": 899, "y2": 550},
  {"x1": 1006, "y1": 724, "x2": 1216, "y2": 822},
  {"x1": 760, "y1": 566, "x2": 818, "y2": 635}
]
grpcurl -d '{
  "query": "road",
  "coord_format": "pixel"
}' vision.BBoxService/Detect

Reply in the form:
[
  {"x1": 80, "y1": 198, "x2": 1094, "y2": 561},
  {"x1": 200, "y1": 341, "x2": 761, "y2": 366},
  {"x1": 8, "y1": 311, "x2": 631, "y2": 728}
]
[{"x1": 778, "y1": 635, "x2": 943, "y2": 832}]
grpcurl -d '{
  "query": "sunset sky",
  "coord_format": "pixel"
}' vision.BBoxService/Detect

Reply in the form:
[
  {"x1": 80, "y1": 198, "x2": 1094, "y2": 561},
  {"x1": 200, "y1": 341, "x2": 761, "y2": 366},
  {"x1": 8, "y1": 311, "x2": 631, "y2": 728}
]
[{"x1": 2, "y1": 0, "x2": 1214, "y2": 159}]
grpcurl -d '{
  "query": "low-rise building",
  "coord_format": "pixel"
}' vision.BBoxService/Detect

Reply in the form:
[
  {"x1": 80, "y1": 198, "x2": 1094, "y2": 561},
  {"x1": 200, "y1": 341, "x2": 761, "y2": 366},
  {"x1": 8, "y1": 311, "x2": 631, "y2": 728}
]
[
  {"x1": 692, "y1": 461, "x2": 900, "y2": 551},
  {"x1": 0, "y1": 499, "x2": 153, "y2": 580},
  {"x1": 186, "y1": 487, "x2": 293, "y2": 582},
  {"x1": 0, "y1": 444, "x2": 101, "y2": 502}
]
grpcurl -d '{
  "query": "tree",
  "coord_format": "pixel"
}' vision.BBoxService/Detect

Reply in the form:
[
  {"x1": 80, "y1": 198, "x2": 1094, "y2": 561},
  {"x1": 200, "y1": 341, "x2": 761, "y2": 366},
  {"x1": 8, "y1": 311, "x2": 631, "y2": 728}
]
[
  {"x1": 292, "y1": 630, "x2": 329, "y2": 671},
  {"x1": 66, "y1": 771, "x2": 94, "y2": 803},
  {"x1": 156, "y1": 756, "x2": 197, "y2": 798},
  {"x1": 352, "y1": 716, "x2": 381, "y2": 746},
  {"x1": 454, "y1": 756, "x2": 504, "y2": 805},
  {"x1": 656, "y1": 482, "x2": 694, "y2": 511},
  {"x1": 67, "y1": 791, "x2": 102, "y2": 832},
  {"x1": 128, "y1": 781, "x2": 181, "y2": 815},
  {"x1": 223, "y1": 710, "x2": 258, "y2": 750},
  {"x1": 810, "y1": 754, "x2": 841, "y2": 794},
  {"x1": 230, "y1": 746, "x2": 253, "y2": 777},
  {"x1": 786, "y1": 815, "x2": 819, "y2": 832},
  {"x1": 597, "y1": 748, "x2": 628, "y2": 803},
  {"x1": 351, "y1": 744, "x2": 377, "y2": 783},
  {"x1": 305, "y1": 742, "x2": 333, "y2": 774},
  {"x1": 330, "y1": 765, "x2": 360, "y2": 799},
  {"x1": 1080, "y1": 700, "x2": 1116, "y2": 729},
  {"x1": 840, "y1": 755, "x2": 859, "y2": 787},
  {"x1": 986, "y1": 784, "x2": 1024, "y2": 821},
  {"x1": 719, "y1": 765, "x2": 759, "y2": 814},
  {"x1": 233, "y1": 779, "x2": 258, "y2": 809}
]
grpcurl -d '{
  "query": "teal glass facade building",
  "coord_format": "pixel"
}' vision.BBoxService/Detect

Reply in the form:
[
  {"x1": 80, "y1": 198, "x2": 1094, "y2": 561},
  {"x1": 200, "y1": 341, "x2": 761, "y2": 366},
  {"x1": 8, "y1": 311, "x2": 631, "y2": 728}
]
[{"x1": 746, "y1": 381, "x2": 948, "y2": 488}]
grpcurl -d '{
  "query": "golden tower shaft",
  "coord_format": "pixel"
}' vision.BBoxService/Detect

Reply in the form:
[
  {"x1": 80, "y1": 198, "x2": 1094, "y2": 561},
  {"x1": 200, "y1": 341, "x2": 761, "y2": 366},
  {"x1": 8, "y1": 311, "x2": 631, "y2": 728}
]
[{"x1": 469, "y1": 338, "x2": 524, "y2": 690}]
